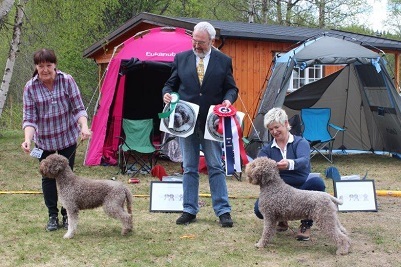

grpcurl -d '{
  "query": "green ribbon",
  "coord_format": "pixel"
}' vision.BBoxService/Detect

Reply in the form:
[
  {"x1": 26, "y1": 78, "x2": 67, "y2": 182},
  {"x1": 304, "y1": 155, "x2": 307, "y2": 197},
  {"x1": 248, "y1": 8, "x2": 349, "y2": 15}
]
[{"x1": 158, "y1": 92, "x2": 180, "y2": 119}]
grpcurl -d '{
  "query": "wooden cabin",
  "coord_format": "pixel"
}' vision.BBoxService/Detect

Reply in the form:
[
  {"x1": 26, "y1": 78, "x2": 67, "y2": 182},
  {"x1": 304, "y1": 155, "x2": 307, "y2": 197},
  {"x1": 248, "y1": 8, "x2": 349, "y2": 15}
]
[{"x1": 83, "y1": 12, "x2": 401, "y2": 134}]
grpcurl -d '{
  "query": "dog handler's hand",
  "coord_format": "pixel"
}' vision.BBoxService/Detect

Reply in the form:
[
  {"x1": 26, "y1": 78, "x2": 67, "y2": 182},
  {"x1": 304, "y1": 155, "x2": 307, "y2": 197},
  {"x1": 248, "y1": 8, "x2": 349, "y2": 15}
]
[
  {"x1": 222, "y1": 100, "x2": 231, "y2": 107},
  {"x1": 276, "y1": 159, "x2": 289, "y2": 170},
  {"x1": 21, "y1": 140, "x2": 31, "y2": 153},
  {"x1": 22, "y1": 126, "x2": 35, "y2": 153},
  {"x1": 163, "y1": 93, "x2": 172, "y2": 104},
  {"x1": 78, "y1": 116, "x2": 92, "y2": 141},
  {"x1": 80, "y1": 127, "x2": 92, "y2": 141}
]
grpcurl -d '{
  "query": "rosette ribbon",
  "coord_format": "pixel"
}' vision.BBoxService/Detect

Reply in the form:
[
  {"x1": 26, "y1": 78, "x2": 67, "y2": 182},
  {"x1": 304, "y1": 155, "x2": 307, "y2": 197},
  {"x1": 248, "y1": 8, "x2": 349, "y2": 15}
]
[
  {"x1": 158, "y1": 92, "x2": 180, "y2": 128},
  {"x1": 213, "y1": 104, "x2": 249, "y2": 175}
]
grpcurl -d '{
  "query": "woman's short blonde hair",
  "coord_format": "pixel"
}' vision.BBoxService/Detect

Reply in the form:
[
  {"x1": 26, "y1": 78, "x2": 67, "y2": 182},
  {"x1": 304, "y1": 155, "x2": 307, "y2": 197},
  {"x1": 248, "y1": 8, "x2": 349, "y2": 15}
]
[{"x1": 264, "y1": 107, "x2": 291, "y2": 131}]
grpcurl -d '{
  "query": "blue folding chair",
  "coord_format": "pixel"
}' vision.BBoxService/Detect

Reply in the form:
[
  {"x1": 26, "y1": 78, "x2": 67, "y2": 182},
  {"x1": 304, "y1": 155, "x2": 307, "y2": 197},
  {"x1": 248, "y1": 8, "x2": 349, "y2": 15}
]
[{"x1": 301, "y1": 108, "x2": 345, "y2": 163}]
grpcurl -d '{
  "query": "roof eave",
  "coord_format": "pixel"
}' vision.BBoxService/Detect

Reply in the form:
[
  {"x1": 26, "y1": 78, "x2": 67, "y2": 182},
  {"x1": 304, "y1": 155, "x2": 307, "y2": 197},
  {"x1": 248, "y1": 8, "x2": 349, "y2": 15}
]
[
  {"x1": 83, "y1": 13, "x2": 401, "y2": 58},
  {"x1": 219, "y1": 31, "x2": 303, "y2": 43}
]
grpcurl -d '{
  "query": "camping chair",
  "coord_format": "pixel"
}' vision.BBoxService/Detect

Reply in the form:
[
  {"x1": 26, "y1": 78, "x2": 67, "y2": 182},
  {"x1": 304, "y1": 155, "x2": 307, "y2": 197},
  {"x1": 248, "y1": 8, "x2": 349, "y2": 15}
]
[
  {"x1": 300, "y1": 108, "x2": 345, "y2": 163},
  {"x1": 118, "y1": 119, "x2": 169, "y2": 176},
  {"x1": 289, "y1": 114, "x2": 302, "y2": 136}
]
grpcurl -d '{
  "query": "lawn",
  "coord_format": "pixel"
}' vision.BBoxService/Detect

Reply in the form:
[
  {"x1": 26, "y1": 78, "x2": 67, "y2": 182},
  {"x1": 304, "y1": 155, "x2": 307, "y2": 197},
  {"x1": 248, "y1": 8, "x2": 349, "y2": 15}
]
[{"x1": 1, "y1": 130, "x2": 401, "y2": 267}]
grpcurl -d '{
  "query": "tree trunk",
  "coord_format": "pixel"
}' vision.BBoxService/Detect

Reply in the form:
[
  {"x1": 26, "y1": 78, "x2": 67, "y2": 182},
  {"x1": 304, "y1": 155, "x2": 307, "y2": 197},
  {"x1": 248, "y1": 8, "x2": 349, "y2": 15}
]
[
  {"x1": 276, "y1": 0, "x2": 282, "y2": 24},
  {"x1": 0, "y1": 0, "x2": 15, "y2": 21},
  {"x1": 248, "y1": 0, "x2": 255, "y2": 23},
  {"x1": 261, "y1": 0, "x2": 270, "y2": 24},
  {"x1": 0, "y1": 0, "x2": 27, "y2": 119},
  {"x1": 315, "y1": 0, "x2": 325, "y2": 28},
  {"x1": 285, "y1": 0, "x2": 293, "y2": 26},
  {"x1": 285, "y1": 0, "x2": 301, "y2": 26}
]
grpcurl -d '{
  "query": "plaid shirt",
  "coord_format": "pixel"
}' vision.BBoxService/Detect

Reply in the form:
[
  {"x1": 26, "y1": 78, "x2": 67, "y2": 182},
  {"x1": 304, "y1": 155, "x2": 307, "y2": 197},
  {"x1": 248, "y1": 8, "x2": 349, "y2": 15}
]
[{"x1": 22, "y1": 70, "x2": 88, "y2": 151}]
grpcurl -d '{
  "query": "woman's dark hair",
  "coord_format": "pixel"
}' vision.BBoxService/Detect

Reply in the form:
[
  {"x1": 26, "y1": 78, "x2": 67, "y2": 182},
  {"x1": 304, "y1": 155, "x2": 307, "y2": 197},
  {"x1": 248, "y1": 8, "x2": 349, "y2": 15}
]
[
  {"x1": 33, "y1": 48, "x2": 57, "y2": 64},
  {"x1": 32, "y1": 48, "x2": 57, "y2": 77}
]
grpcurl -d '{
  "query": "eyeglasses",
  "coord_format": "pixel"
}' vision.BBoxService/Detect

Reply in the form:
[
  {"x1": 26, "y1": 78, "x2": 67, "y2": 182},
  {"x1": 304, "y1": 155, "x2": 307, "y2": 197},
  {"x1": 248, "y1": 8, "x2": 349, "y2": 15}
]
[{"x1": 192, "y1": 38, "x2": 209, "y2": 46}]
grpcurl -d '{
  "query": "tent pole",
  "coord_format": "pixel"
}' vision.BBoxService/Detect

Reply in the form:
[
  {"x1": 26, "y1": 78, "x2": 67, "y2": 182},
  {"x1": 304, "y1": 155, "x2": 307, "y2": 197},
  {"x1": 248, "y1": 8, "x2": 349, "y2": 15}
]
[
  {"x1": 88, "y1": 42, "x2": 125, "y2": 118},
  {"x1": 237, "y1": 94, "x2": 261, "y2": 141}
]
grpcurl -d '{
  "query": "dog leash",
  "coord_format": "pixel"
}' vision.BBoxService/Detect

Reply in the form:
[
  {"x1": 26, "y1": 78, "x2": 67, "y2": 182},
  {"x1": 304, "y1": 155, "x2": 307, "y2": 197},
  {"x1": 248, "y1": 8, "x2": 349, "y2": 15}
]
[{"x1": 67, "y1": 139, "x2": 85, "y2": 161}]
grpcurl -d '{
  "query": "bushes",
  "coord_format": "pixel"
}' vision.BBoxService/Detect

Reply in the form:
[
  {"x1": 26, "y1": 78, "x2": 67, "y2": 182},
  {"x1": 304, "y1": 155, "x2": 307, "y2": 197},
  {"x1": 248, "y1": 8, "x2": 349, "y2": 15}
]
[{"x1": 0, "y1": 102, "x2": 23, "y2": 131}]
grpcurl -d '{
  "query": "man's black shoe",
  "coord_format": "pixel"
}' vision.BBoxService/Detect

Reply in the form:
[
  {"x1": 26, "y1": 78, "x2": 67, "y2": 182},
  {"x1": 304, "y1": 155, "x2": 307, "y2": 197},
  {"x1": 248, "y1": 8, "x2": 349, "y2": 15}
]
[
  {"x1": 219, "y1": 212, "x2": 233, "y2": 227},
  {"x1": 62, "y1": 215, "x2": 68, "y2": 230},
  {"x1": 46, "y1": 215, "x2": 59, "y2": 231},
  {"x1": 176, "y1": 212, "x2": 196, "y2": 225}
]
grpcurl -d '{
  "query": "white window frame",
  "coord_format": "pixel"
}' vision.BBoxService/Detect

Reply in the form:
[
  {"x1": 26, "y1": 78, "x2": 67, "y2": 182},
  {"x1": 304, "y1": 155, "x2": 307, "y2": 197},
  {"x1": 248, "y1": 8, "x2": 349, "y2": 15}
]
[{"x1": 288, "y1": 65, "x2": 323, "y2": 92}]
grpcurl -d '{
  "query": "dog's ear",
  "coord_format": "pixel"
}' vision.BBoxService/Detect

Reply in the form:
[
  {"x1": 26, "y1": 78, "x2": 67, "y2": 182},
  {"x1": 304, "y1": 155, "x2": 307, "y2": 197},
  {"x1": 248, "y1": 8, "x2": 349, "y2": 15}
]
[
  {"x1": 39, "y1": 154, "x2": 69, "y2": 178},
  {"x1": 245, "y1": 161, "x2": 255, "y2": 184},
  {"x1": 265, "y1": 158, "x2": 280, "y2": 182},
  {"x1": 245, "y1": 160, "x2": 261, "y2": 185}
]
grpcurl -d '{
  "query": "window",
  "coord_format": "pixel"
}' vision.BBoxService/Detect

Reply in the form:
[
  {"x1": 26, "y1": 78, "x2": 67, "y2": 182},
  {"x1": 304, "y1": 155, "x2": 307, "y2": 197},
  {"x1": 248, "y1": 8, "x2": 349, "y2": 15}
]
[{"x1": 288, "y1": 65, "x2": 323, "y2": 92}]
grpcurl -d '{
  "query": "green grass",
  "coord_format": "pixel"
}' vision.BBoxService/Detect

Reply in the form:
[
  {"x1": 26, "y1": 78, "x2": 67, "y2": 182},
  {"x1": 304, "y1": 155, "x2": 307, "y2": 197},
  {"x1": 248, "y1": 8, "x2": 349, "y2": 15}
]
[{"x1": 1, "y1": 130, "x2": 401, "y2": 266}]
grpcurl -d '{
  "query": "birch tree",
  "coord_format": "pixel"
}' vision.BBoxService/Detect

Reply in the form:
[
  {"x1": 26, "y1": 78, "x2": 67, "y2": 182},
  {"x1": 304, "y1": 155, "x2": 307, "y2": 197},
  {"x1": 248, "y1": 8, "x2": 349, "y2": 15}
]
[
  {"x1": 387, "y1": 0, "x2": 401, "y2": 35},
  {"x1": 0, "y1": 0, "x2": 27, "y2": 119},
  {"x1": 0, "y1": 0, "x2": 15, "y2": 22}
]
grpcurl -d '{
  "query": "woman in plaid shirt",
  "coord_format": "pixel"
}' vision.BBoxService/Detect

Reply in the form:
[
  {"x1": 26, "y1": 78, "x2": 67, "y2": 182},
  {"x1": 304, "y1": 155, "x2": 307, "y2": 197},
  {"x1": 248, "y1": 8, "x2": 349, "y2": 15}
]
[{"x1": 21, "y1": 48, "x2": 91, "y2": 232}]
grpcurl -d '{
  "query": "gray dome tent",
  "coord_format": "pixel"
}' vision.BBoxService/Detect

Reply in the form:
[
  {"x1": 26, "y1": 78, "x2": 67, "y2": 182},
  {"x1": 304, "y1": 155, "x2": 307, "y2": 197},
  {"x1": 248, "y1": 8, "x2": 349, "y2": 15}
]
[{"x1": 247, "y1": 34, "x2": 401, "y2": 159}]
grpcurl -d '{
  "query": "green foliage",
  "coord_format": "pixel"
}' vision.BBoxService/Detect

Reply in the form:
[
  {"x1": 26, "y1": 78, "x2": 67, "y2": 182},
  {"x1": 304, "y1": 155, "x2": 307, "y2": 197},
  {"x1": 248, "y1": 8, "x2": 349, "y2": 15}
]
[
  {"x1": 102, "y1": 0, "x2": 182, "y2": 27},
  {"x1": 166, "y1": 0, "x2": 204, "y2": 18},
  {"x1": 340, "y1": 24, "x2": 378, "y2": 35},
  {"x1": 1, "y1": 0, "x2": 401, "y2": 130},
  {"x1": 20, "y1": 0, "x2": 112, "y2": 99},
  {"x1": 0, "y1": 3, "x2": 15, "y2": 90},
  {"x1": 387, "y1": 0, "x2": 401, "y2": 35},
  {"x1": 190, "y1": 0, "x2": 249, "y2": 22}
]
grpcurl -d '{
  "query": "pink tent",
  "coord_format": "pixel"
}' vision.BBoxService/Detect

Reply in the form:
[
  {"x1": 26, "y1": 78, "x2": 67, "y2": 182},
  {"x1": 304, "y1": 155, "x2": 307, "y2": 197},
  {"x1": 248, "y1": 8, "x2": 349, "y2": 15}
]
[{"x1": 85, "y1": 27, "x2": 192, "y2": 166}]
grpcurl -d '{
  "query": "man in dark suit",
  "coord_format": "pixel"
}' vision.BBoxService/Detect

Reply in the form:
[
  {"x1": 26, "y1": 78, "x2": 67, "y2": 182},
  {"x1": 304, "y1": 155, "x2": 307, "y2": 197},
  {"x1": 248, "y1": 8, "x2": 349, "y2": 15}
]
[{"x1": 162, "y1": 21, "x2": 239, "y2": 227}]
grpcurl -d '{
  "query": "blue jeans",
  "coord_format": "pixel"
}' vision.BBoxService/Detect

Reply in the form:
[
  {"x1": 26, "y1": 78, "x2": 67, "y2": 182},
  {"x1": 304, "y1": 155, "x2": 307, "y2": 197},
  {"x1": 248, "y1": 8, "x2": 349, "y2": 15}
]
[
  {"x1": 179, "y1": 125, "x2": 231, "y2": 217},
  {"x1": 254, "y1": 174, "x2": 326, "y2": 226}
]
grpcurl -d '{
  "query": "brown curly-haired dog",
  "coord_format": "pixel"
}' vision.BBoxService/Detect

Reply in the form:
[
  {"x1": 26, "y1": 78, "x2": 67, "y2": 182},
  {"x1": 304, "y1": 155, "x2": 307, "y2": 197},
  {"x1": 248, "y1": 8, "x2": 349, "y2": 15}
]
[
  {"x1": 245, "y1": 157, "x2": 351, "y2": 255},
  {"x1": 39, "y1": 154, "x2": 133, "y2": 239}
]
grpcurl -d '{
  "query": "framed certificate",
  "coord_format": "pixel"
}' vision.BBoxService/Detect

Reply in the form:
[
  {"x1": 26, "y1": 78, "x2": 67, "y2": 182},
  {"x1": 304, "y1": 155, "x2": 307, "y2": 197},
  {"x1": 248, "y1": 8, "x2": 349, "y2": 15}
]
[
  {"x1": 149, "y1": 181, "x2": 183, "y2": 212},
  {"x1": 333, "y1": 180, "x2": 378, "y2": 212}
]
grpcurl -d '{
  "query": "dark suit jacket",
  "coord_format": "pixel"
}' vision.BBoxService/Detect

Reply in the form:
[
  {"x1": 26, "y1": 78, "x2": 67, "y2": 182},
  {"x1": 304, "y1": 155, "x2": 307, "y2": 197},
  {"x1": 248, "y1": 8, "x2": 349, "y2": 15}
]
[{"x1": 162, "y1": 48, "x2": 239, "y2": 128}]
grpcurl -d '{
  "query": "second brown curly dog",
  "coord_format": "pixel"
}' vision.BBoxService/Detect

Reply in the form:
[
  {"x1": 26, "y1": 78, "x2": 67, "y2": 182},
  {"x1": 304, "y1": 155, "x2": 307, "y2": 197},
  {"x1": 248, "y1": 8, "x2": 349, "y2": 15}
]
[
  {"x1": 245, "y1": 157, "x2": 351, "y2": 255},
  {"x1": 39, "y1": 154, "x2": 133, "y2": 239}
]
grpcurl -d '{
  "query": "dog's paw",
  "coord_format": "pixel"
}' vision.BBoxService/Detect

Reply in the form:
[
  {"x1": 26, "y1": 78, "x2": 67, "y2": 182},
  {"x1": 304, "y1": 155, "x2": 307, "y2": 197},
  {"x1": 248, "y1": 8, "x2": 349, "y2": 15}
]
[
  {"x1": 336, "y1": 242, "x2": 351, "y2": 255},
  {"x1": 121, "y1": 228, "x2": 132, "y2": 236},
  {"x1": 336, "y1": 248, "x2": 349, "y2": 255},
  {"x1": 63, "y1": 232, "x2": 74, "y2": 239},
  {"x1": 255, "y1": 241, "x2": 266, "y2": 248}
]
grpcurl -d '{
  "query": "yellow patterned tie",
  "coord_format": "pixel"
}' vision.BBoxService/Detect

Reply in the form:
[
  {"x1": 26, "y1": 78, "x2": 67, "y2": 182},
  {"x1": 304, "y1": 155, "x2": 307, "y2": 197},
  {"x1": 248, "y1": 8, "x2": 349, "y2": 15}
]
[{"x1": 197, "y1": 57, "x2": 204, "y2": 85}]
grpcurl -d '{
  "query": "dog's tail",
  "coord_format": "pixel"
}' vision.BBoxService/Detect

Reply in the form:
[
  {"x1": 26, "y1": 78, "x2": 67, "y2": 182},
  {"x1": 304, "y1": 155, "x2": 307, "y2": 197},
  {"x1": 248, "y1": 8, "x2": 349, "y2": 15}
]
[
  {"x1": 330, "y1": 195, "x2": 343, "y2": 205},
  {"x1": 124, "y1": 187, "x2": 133, "y2": 214}
]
